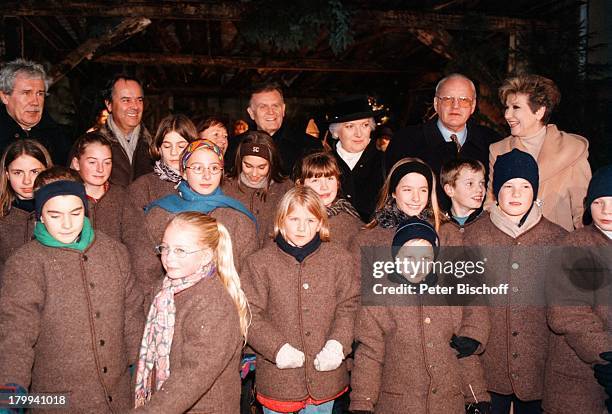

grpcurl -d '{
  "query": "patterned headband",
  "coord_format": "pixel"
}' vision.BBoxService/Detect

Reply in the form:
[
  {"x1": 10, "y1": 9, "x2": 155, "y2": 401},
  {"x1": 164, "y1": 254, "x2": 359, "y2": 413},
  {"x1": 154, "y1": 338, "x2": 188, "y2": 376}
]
[{"x1": 181, "y1": 139, "x2": 224, "y2": 171}]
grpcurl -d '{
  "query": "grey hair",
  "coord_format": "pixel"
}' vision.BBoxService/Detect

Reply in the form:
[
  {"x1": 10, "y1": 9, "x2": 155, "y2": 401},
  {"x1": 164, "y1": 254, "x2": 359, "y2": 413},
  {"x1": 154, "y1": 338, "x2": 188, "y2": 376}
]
[
  {"x1": 0, "y1": 59, "x2": 49, "y2": 95},
  {"x1": 329, "y1": 117, "x2": 376, "y2": 138},
  {"x1": 435, "y1": 73, "x2": 476, "y2": 99}
]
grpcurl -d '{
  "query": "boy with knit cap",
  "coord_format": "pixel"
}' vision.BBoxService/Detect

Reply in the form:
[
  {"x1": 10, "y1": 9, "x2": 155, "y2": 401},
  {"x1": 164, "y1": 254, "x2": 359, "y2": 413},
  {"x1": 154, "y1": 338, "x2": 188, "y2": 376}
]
[
  {"x1": 462, "y1": 149, "x2": 566, "y2": 414},
  {"x1": 544, "y1": 164, "x2": 612, "y2": 414},
  {"x1": 0, "y1": 166, "x2": 144, "y2": 413}
]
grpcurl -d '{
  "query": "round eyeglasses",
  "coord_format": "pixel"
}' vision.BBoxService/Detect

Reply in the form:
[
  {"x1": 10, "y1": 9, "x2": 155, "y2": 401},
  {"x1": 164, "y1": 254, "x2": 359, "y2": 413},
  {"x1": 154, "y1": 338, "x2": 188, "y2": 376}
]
[
  {"x1": 185, "y1": 164, "x2": 223, "y2": 175},
  {"x1": 155, "y1": 244, "x2": 206, "y2": 258}
]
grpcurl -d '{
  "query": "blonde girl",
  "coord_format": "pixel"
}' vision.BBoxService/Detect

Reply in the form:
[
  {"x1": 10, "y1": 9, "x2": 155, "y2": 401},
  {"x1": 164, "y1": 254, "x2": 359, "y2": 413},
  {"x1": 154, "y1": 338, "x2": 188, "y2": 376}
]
[
  {"x1": 133, "y1": 212, "x2": 249, "y2": 413},
  {"x1": 241, "y1": 186, "x2": 359, "y2": 414}
]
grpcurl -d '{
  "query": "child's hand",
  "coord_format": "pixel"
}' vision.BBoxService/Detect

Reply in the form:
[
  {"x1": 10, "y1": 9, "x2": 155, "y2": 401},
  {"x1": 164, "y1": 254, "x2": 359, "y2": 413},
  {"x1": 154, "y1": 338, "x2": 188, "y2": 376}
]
[
  {"x1": 276, "y1": 343, "x2": 305, "y2": 369},
  {"x1": 314, "y1": 339, "x2": 344, "y2": 371}
]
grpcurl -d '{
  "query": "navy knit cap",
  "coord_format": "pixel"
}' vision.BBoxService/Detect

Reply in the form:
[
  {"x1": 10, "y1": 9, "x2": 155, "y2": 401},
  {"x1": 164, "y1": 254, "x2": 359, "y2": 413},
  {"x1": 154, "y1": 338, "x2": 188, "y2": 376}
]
[
  {"x1": 493, "y1": 149, "x2": 539, "y2": 200},
  {"x1": 392, "y1": 217, "x2": 439, "y2": 259},
  {"x1": 583, "y1": 164, "x2": 612, "y2": 225},
  {"x1": 34, "y1": 180, "x2": 89, "y2": 220}
]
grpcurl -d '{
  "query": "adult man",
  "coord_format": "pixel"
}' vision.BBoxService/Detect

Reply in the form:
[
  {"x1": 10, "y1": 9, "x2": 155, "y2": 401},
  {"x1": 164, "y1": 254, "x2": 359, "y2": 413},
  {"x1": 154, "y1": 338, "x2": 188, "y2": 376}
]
[
  {"x1": 0, "y1": 59, "x2": 71, "y2": 165},
  {"x1": 98, "y1": 74, "x2": 153, "y2": 187},
  {"x1": 226, "y1": 83, "x2": 321, "y2": 175},
  {"x1": 385, "y1": 73, "x2": 500, "y2": 210}
]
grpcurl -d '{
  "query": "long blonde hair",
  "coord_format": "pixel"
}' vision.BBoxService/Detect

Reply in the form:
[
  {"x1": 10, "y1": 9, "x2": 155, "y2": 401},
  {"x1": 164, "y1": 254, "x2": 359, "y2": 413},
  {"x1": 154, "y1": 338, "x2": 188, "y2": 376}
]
[
  {"x1": 366, "y1": 157, "x2": 442, "y2": 231},
  {"x1": 170, "y1": 212, "x2": 250, "y2": 342}
]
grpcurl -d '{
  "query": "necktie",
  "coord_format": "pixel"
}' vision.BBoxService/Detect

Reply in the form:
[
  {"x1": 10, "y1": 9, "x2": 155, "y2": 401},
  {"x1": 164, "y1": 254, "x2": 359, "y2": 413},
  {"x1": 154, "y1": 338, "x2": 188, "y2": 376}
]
[{"x1": 450, "y1": 134, "x2": 461, "y2": 153}]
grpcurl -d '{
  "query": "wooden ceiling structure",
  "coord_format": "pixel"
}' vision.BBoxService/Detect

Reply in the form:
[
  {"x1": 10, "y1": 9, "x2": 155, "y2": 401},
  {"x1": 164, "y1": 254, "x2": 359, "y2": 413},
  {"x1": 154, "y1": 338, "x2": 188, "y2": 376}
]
[{"x1": 0, "y1": 0, "x2": 578, "y2": 131}]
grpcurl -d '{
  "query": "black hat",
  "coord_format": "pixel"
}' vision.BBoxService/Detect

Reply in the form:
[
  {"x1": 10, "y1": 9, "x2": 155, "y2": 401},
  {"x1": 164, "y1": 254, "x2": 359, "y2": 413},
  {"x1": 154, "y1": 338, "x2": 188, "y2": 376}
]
[
  {"x1": 583, "y1": 165, "x2": 612, "y2": 225},
  {"x1": 34, "y1": 180, "x2": 89, "y2": 220},
  {"x1": 493, "y1": 149, "x2": 539, "y2": 200},
  {"x1": 391, "y1": 217, "x2": 439, "y2": 259},
  {"x1": 326, "y1": 96, "x2": 385, "y2": 124}
]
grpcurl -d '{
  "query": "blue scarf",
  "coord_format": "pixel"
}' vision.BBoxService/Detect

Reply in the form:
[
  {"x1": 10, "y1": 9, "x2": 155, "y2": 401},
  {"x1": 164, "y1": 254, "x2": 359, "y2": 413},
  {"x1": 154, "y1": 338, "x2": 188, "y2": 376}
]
[{"x1": 145, "y1": 180, "x2": 256, "y2": 223}]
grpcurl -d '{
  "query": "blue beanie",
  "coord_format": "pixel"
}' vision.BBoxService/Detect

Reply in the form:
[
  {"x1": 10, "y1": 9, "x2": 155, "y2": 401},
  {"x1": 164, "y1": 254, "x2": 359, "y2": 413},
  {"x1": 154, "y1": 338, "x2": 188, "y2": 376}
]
[
  {"x1": 583, "y1": 165, "x2": 612, "y2": 225},
  {"x1": 392, "y1": 217, "x2": 439, "y2": 259},
  {"x1": 493, "y1": 149, "x2": 539, "y2": 200}
]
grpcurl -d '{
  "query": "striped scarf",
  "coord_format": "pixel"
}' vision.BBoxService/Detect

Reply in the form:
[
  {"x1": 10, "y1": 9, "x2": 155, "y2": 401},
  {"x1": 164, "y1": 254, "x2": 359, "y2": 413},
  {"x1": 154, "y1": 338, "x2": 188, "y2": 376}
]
[{"x1": 134, "y1": 262, "x2": 216, "y2": 407}]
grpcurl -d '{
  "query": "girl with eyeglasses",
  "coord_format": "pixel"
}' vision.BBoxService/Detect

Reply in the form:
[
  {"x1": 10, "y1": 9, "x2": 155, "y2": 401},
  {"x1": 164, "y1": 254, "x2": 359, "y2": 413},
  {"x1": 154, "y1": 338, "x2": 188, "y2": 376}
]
[
  {"x1": 0, "y1": 139, "x2": 52, "y2": 270},
  {"x1": 223, "y1": 131, "x2": 292, "y2": 247},
  {"x1": 134, "y1": 139, "x2": 257, "y2": 304},
  {"x1": 133, "y1": 212, "x2": 249, "y2": 412}
]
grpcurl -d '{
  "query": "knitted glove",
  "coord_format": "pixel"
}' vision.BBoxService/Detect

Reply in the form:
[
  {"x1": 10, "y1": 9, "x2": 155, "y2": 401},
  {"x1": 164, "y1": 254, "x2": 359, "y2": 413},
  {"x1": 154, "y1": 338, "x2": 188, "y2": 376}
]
[
  {"x1": 276, "y1": 343, "x2": 305, "y2": 369},
  {"x1": 314, "y1": 339, "x2": 344, "y2": 371},
  {"x1": 594, "y1": 352, "x2": 612, "y2": 413},
  {"x1": 450, "y1": 334, "x2": 481, "y2": 359},
  {"x1": 466, "y1": 401, "x2": 492, "y2": 414}
]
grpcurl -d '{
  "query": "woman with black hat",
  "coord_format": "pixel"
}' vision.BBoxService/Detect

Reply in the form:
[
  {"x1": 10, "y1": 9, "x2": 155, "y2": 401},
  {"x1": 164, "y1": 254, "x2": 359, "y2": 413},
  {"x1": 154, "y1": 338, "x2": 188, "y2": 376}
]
[{"x1": 327, "y1": 96, "x2": 386, "y2": 222}]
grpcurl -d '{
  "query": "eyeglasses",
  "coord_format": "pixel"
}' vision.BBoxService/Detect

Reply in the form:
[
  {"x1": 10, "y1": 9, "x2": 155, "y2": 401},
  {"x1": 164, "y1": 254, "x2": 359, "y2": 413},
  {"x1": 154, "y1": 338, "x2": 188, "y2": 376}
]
[
  {"x1": 185, "y1": 164, "x2": 223, "y2": 175},
  {"x1": 155, "y1": 244, "x2": 206, "y2": 258},
  {"x1": 436, "y1": 96, "x2": 474, "y2": 108}
]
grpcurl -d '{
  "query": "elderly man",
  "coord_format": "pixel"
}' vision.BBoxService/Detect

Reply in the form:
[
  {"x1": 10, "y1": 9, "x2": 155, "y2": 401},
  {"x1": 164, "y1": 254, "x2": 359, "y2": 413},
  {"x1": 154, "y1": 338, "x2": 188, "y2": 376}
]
[
  {"x1": 0, "y1": 59, "x2": 71, "y2": 165},
  {"x1": 98, "y1": 74, "x2": 153, "y2": 187},
  {"x1": 226, "y1": 82, "x2": 321, "y2": 175},
  {"x1": 385, "y1": 73, "x2": 500, "y2": 210},
  {"x1": 327, "y1": 96, "x2": 386, "y2": 222}
]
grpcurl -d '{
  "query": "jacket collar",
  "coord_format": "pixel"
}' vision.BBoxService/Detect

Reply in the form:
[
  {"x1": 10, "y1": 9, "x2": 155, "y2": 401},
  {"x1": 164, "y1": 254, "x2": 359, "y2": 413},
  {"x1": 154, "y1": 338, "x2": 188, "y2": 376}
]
[{"x1": 444, "y1": 206, "x2": 484, "y2": 228}]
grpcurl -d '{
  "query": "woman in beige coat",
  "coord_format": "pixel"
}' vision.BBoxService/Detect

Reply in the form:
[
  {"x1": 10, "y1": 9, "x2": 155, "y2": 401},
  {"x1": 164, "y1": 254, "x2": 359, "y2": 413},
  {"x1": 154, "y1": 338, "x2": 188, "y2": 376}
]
[{"x1": 485, "y1": 74, "x2": 591, "y2": 232}]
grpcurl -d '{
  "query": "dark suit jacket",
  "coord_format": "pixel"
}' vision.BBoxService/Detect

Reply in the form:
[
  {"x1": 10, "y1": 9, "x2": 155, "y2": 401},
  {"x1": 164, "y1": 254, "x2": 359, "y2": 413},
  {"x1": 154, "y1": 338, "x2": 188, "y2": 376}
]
[
  {"x1": 0, "y1": 106, "x2": 72, "y2": 166},
  {"x1": 332, "y1": 139, "x2": 386, "y2": 223},
  {"x1": 385, "y1": 118, "x2": 501, "y2": 210}
]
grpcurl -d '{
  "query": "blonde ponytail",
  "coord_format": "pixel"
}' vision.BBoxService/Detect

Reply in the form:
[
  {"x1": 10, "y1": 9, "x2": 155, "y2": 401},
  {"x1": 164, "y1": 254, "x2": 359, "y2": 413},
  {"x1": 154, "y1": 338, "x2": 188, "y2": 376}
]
[{"x1": 215, "y1": 222, "x2": 251, "y2": 343}]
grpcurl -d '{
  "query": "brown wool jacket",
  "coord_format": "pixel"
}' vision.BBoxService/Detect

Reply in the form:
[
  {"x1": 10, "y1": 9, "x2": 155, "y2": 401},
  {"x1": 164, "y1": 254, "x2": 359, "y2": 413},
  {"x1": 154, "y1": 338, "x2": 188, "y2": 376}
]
[
  {"x1": 350, "y1": 227, "x2": 490, "y2": 412},
  {"x1": 129, "y1": 275, "x2": 243, "y2": 414},
  {"x1": 543, "y1": 225, "x2": 611, "y2": 414},
  {"x1": 240, "y1": 242, "x2": 360, "y2": 402},
  {"x1": 222, "y1": 177, "x2": 292, "y2": 247},
  {"x1": 328, "y1": 211, "x2": 362, "y2": 249},
  {"x1": 0, "y1": 207, "x2": 36, "y2": 272},
  {"x1": 0, "y1": 232, "x2": 144, "y2": 413},
  {"x1": 485, "y1": 124, "x2": 591, "y2": 232},
  {"x1": 98, "y1": 122, "x2": 154, "y2": 188},
  {"x1": 350, "y1": 305, "x2": 485, "y2": 413},
  {"x1": 134, "y1": 206, "x2": 257, "y2": 304},
  {"x1": 462, "y1": 213, "x2": 567, "y2": 401},
  {"x1": 88, "y1": 184, "x2": 130, "y2": 242},
  {"x1": 127, "y1": 172, "x2": 178, "y2": 212}
]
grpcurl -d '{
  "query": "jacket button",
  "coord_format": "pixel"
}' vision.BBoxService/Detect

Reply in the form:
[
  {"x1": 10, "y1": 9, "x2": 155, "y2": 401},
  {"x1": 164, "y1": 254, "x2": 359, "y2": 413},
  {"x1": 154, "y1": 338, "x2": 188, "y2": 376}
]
[
  {"x1": 512, "y1": 352, "x2": 519, "y2": 359},
  {"x1": 431, "y1": 388, "x2": 437, "y2": 394},
  {"x1": 89, "y1": 282, "x2": 95, "y2": 289},
  {"x1": 511, "y1": 262, "x2": 519, "y2": 270},
  {"x1": 512, "y1": 331, "x2": 519, "y2": 336},
  {"x1": 14, "y1": 133, "x2": 19, "y2": 138},
  {"x1": 305, "y1": 331, "x2": 311, "y2": 337},
  {"x1": 102, "y1": 367, "x2": 108, "y2": 373},
  {"x1": 83, "y1": 255, "x2": 88, "y2": 261},
  {"x1": 511, "y1": 373, "x2": 519, "y2": 379},
  {"x1": 424, "y1": 317, "x2": 431, "y2": 324},
  {"x1": 512, "y1": 287, "x2": 519, "y2": 293},
  {"x1": 108, "y1": 395, "x2": 112, "y2": 402},
  {"x1": 347, "y1": 194, "x2": 352, "y2": 198},
  {"x1": 100, "y1": 339, "x2": 105, "y2": 346},
  {"x1": 95, "y1": 311, "x2": 101, "y2": 318},
  {"x1": 426, "y1": 342, "x2": 433, "y2": 348},
  {"x1": 459, "y1": 228, "x2": 465, "y2": 233},
  {"x1": 303, "y1": 283, "x2": 309, "y2": 290}
]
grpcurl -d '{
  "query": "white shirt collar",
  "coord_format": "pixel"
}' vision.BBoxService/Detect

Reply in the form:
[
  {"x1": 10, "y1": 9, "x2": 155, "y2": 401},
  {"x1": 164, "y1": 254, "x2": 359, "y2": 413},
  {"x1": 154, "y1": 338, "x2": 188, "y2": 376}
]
[
  {"x1": 336, "y1": 141, "x2": 364, "y2": 171},
  {"x1": 437, "y1": 119, "x2": 467, "y2": 146}
]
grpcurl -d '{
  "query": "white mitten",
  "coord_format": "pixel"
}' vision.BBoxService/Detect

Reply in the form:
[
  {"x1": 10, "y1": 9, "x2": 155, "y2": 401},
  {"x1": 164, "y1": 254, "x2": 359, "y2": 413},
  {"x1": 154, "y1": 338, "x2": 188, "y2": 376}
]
[
  {"x1": 314, "y1": 339, "x2": 344, "y2": 371},
  {"x1": 276, "y1": 343, "x2": 305, "y2": 369}
]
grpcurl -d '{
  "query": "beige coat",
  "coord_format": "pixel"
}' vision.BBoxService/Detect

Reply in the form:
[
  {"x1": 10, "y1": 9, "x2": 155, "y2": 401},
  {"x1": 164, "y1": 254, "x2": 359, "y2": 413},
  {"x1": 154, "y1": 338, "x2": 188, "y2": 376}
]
[
  {"x1": 543, "y1": 225, "x2": 611, "y2": 414},
  {"x1": 0, "y1": 232, "x2": 144, "y2": 413},
  {"x1": 485, "y1": 124, "x2": 591, "y2": 232}
]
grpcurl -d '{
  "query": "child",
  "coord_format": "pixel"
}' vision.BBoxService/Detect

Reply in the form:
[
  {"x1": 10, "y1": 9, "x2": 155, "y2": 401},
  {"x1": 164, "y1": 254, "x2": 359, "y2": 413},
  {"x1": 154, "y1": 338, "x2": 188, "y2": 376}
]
[
  {"x1": 295, "y1": 151, "x2": 362, "y2": 248},
  {"x1": 463, "y1": 149, "x2": 566, "y2": 414},
  {"x1": 134, "y1": 139, "x2": 257, "y2": 302},
  {"x1": 241, "y1": 186, "x2": 359, "y2": 414},
  {"x1": 223, "y1": 131, "x2": 292, "y2": 247},
  {"x1": 195, "y1": 116, "x2": 229, "y2": 155},
  {"x1": 0, "y1": 139, "x2": 52, "y2": 269},
  {"x1": 544, "y1": 164, "x2": 612, "y2": 414},
  {"x1": 131, "y1": 212, "x2": 249, "y2": 413},
  {"x1": 70, "y1": 131, "x2": 129, "y2": 242},
  {"x1": 128, "y1": 114, "x2": 199, "y2": 211},
  {"x1": 350, "y1": 217, "x2": 490, "y2": 414},
  {"x1": 438, "y1": 158, "x2": 486, "y2": 245},
  {"x1": 0, "y1": 166, "x2": 144, "y2": 412}
]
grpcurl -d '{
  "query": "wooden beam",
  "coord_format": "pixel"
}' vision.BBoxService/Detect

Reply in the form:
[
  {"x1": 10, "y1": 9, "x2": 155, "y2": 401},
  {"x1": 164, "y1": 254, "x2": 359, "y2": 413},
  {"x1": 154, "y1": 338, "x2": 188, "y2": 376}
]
[
  {"x1": 1, "y1": 2, "x2": 556, "y2": 32},
  {"x1": 408, "y1": 28, "x2": 456, "y2": 60},
  {"x1": 49, "y1": 17, "x2": 151, "y2": 84},
  {"x1": 95, "y1": 53, "x2": 417, "y2": 74}
]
